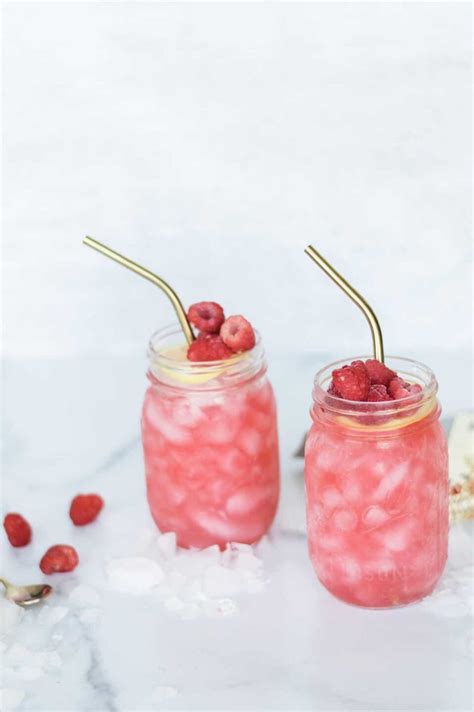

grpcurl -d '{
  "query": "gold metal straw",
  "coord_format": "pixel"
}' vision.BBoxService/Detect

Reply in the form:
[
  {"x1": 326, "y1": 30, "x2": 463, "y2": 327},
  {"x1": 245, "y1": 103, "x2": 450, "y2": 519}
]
[
  {"x1": 304, "y1": 244, "x2": 384, "y2": 362},
  {"x1": 83, "y1": 236, "x2": 195, "y2": 344}
]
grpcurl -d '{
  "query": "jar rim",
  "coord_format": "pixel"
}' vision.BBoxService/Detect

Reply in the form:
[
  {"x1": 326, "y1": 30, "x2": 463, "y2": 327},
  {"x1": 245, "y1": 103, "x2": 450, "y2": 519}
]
[
  {"x1": 313, "y1": 355, "x2": 438, "y2": 421},
  {"x1": 147, "y1": 323, "x2": 265, "y2": 389}
]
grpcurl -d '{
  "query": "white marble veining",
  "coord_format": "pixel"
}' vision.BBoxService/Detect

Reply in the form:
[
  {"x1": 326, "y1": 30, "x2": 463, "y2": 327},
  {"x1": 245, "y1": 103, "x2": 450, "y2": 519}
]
[{"x1": 1, "y1": 354, "x2": 473, "y2": 711}]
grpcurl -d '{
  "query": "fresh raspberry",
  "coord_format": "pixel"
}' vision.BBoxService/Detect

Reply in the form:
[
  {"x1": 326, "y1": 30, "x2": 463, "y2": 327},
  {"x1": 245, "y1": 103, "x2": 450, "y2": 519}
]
[
  {"x1": 187, "y1": 333, "x2": 233, "y2": 362},
  {"x1": 367, "y1": 384, "x2": 390, "y2": 402},
  {"x1": 365, "y1": 359, "x2": 397, "y2": 387},
  {"x1": 187, "y1": 302, "x2": 225, "y2": 334},
  {"x1": 220, "y1": 315, "x2": 256, "y2": 353},
  {"x1": 388, "y1": 378, "x2": 423, "y2": 400},
  {"x1": 40, "y1": 545, "x2": 79, "y2": 574},
  {"x1": 69, "y1": 494, "x2": 104, "y2": 526},
  {"x1": 327, "y1": 381, "x2": 338, "y2": 396},
  {"x1": 3, "y1": 513, "x2": 32, "y2": 547},
  {"x1": 332, "y1": 363, "x2": 370, "y2": 401}
]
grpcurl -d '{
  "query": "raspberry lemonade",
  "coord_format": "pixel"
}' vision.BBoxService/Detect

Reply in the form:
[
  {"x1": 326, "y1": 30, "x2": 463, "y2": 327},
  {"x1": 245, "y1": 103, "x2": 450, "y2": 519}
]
[
  {"x1": 305, "y1": 356, "x2": 448, "y2": 608},
  {"x1": 142, "y1": 304, "x2": 280, "y2": 549}
]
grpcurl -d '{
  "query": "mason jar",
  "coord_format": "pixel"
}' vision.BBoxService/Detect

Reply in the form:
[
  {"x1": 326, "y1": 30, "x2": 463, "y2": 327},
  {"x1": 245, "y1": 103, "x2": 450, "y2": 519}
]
[
  {"x1": 141, "y1": 325, "x2": 280, "y2": 549},
  {"x1": 304, "y1": 356, "x2": 448, "y2": 608}
]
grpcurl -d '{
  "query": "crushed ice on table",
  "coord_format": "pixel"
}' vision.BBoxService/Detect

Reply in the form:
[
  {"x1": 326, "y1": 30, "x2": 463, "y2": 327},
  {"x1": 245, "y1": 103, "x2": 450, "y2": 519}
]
[
  {"x1": 105, "y1": 531, "x2": 269, "y2": 619},
  {"x1": 68, "y1": 584, "x2": 101, "y2": 608},
  {"x1": 0, "y1": 598, "x2": 24, "y2": 639},
  {"x1": 4, "y1": 640, "x2": 63, "y2": 683},
  {"x1": 38, "y1": 605, "x2": 69, "y2": 626},
  {"x1": 106, "y1": 557, "x2": 164, "y2": 594}
]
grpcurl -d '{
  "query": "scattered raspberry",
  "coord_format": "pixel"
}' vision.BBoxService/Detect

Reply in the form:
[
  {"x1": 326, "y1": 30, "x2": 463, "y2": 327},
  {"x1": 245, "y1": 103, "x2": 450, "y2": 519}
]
[
  {"x1": 187, "y1": 302, "x2": 225, "y2": 334},
  {"x1": 187, "y1": 333, "x2": 233, "y2": 362},
  {"x1": 365, "y1": 359, "x2": 397, "y2": 387},
  {"x1": 3, "y1": 513, "x2": 32, "y2": 547},
  {"x1": 69, "y1": 494, "x2": 104, "y2": 526},
  {"x1": 367, "y1": 384, "x2": 390, "y2": 402},
  {"x1": 40, "y1": 545, "x2": 79, "y2": 574},
  {"x1": 220, "y1": 315, "x2": 256, "y2": 353},
  {"x1": 388, "y1": 378, "x2": 423, "y2": 400},
  {"x1": 332, "y1": 363, "x2": 370, "y2": 401}
]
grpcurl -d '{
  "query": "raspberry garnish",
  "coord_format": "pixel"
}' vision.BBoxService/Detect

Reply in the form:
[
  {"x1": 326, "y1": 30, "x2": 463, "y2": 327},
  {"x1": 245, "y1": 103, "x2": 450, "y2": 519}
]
[
  {"x1": 220, "y1": 315, "x2": 256, "y2": 353},
  {"x1": 365, "y1": 359, "x2": 397, "y2": 387},
  {"x1": 327, "y1": 381, "x2": 338, "y2": 395},
  {"x1": 332, "y1": 363, "x2": 370, "y2": 401},
  {"x1": 187, "y1": 302, "x2": 225, "y2": 334},
  {"x1": 40, "y1": 545, "x2": 79, "y2": 574},
  {"x1": 3, "y1": 513, "x2": 32, "y2": 547},
  {"x1": 187, "y1": 333, "x2": 233, "y2": 362},
  {"x1": 388, "y1": 378, "x2": 423, "y2": 400},
  {"x1": 367, "y1": 384, "x2": 390, "y2": 402},
  {"x1": 69, "y1": 494, "x2": 104, "y2": 526}
]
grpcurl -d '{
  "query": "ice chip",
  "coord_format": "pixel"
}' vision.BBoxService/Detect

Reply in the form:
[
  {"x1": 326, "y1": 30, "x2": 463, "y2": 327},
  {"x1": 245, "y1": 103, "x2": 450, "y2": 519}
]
[
  {"x1": 38, "y1": 605, "x2": 69, "y2": 626},
  {"x1": 232, "y1": 552, "x2": 263, "y2": 572},
  {"x1": 202, "y1": 566, "x2": 241, "y2": 597},
  {"x1": 79, "y1": 609, "x2": 101, "y2": 624},
  {"x1": 0, "y1": 598, "x2": 24, "y2": 638},
  {"x1": 106, "y1": 557, "x2": 164, "y2": 594},
  {"x1": 69, "y1": 585, "x2": 101, "y2": 608},
  {"x1": 203, "y1": 597, "x2": 239, "y2": 618},
  {"x1": 6, "y1": 643, "x2": 31, "y2": 666},
  {"x1": 18, "y1": 666, "x2": 43, "y2": 681},
  {"x1": 157, "y1": 532, "x2": 177, "y2": 560},
  {"x1": 45, "y1": 651, "x2": 62, "y2": 668}
]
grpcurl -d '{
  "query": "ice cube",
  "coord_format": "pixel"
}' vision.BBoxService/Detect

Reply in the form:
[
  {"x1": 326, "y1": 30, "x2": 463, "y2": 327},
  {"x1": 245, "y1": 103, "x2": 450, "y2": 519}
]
[
  {"x1": 376, "y1": 517, "x2": 415, "y2": 552},
  {"x1": 321, "y1": 487, "x2": 343, "y2": 509},
  {"x1": 79, "y1": 609, "x2": 101, "y2": 624},
  {"x1": 68, "y1": 585, "x2": 101, "y2": 608},
  {"x1": 202, "y1": 566, "x2": 241, "y2": 597},
  {"x1": 45, "y1": 651, "x2": 62, "y2": 668},
  {"x1": 106, "y1": 558, "x2": 164, "y2": 594},
  {"x1": 374, "y1": 463, "x2": 408, "y2": 500},
  {"x1": 338, "y1": 557, "x2": 361, "y2": 582},
  {"x1": 362, "y1": 506, "x2": 390, "y2": 529},
  {"x1": 232, "y1": 552, "x2": 263, "y2": 572},
  {"x1": 0, "y1": 688, "x2": 25, "y2": 711},
  {"x1": 332, "y1": 509, "x2": 358, "y2": 532},
  {"x1": 172, "y1": 400, "x2": 202, "y2": 427},
  {"x1": 38, "y1": 605, "x2": 69, "y2": 626},
  {"x1": 6, "y1": 643, "x2": 31, "y2": 666},
  {"x1": 157, "y1": 532, "x2": 177, "y2": 560},
  {"x1": 151, "y1": 686, "x2": 179, "y2": 703},
  {"x1": 317, "y1": 535, "x2": 343, "y2": 552},
  {"x1": 18, "y1": 666, "x2": 43, "y2": 681},
  {"x1": 226, "y1": 485, "x2": 273, "y2": 517},
  {"x1": 238, "y1": 428, "x2": 262, "y2": 457},
  {"x1": 0, "y1": 598, "x2": 24, "y2": 637},
  {"x1": 203, "y1": 597, "x2": 239, "y2": 618}
]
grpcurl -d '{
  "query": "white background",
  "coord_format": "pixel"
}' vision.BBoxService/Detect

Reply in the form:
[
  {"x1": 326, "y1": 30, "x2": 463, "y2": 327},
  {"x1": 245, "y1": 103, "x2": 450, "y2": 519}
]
[{"x1": 2, "y1": 2, "x2": 472, "y2": 385}]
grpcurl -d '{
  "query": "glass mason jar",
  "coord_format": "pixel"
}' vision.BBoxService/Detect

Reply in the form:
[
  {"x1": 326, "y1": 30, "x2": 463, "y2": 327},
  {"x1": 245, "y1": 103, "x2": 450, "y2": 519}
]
[
  {"x1": 304, "y1": 356, "x2": 448, "y2": 608},
  {"x1": 141, "y1": 325, "x2": 280, "y2": 549}
]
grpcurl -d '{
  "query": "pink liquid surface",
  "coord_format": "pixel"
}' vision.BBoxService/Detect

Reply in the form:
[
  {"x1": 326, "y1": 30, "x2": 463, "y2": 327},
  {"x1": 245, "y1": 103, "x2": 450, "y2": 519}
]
[
  {"x1": 305, "y1": 410, "x2": 448, "y2": 607},
  {"x1": 142, "y1": 376, "x2": 280, "y2": 549}
]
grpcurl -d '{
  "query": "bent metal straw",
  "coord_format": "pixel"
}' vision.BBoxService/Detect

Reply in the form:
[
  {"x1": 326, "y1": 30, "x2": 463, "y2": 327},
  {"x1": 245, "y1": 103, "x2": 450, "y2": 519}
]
[
  {"x1": 83, "y1": 236, "x2": 195, "y2": 345},
  {"x1": 304, "y1": 244, "x2": 384, "y2": 362}
]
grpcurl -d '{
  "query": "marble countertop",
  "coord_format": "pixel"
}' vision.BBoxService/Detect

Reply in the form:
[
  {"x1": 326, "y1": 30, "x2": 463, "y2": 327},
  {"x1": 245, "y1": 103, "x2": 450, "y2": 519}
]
[{"x1": 1, "y1": 354, "x2": 473, "y2": 712}]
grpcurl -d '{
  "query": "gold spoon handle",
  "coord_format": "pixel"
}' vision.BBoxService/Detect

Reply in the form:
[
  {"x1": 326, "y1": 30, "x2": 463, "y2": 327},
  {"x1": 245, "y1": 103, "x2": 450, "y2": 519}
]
[
  {"x1": 83, "y1": 236, "x2": 195, "y2": 345},
  {"x1": 304, "y1": 245, "x2": 384, "y2": 362}
]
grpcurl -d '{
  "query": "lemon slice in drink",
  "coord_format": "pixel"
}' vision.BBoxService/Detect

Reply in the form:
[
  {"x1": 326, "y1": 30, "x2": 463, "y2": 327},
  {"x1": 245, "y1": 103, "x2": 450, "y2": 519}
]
[{"x1": 157, "y1": 344, "x2": 247, "y2": 385}]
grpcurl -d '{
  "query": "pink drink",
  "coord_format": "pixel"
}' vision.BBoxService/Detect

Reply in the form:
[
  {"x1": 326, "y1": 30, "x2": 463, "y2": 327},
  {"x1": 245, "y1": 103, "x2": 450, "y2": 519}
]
[
  {"x1": 304, "y1": 357, "x2": 448, "y2": 608},
  {"x1": 142, "y1": 326, "x2": 280, "y2": 549}
]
